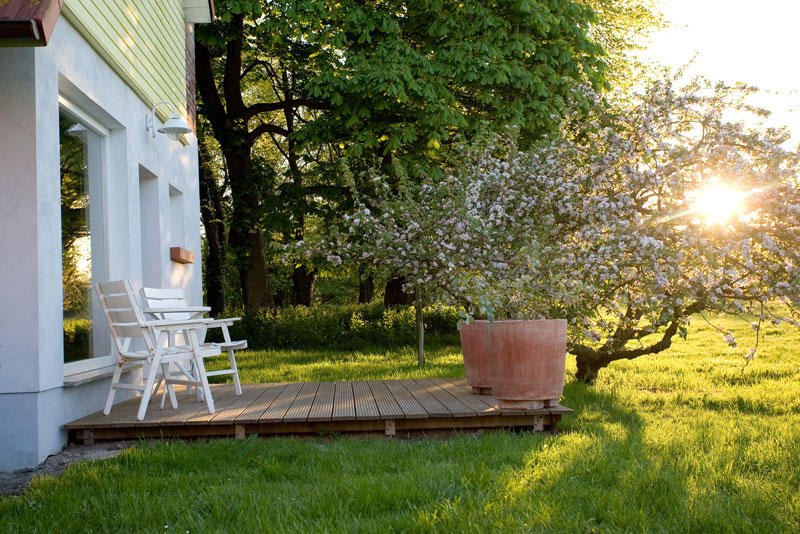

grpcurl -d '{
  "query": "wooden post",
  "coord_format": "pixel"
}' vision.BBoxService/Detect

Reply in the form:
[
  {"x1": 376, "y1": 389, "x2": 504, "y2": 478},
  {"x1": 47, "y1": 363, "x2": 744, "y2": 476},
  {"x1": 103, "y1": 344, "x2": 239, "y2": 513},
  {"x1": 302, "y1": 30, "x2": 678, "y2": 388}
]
[{"x1": 416, "y1": 288, "x2": 425, "y2": 366}]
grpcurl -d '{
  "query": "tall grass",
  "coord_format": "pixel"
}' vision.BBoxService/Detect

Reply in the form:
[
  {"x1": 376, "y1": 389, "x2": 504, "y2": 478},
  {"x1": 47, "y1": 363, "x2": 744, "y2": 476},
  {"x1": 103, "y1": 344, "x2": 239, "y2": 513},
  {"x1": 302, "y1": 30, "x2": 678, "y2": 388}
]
[{"x1": 2, "y1": 313, "x2": 799, "y2": 532}]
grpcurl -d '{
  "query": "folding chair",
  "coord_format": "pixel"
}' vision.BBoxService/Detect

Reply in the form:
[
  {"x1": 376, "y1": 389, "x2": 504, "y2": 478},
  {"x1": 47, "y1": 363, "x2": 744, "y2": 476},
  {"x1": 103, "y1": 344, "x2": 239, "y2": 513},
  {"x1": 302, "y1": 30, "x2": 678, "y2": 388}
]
[
  {"x1": 140, "y1": 286, "x2": 245, "y2": 396},
  {"x1": 95, "y1": 280, "x2": 219, "y2": 420}
]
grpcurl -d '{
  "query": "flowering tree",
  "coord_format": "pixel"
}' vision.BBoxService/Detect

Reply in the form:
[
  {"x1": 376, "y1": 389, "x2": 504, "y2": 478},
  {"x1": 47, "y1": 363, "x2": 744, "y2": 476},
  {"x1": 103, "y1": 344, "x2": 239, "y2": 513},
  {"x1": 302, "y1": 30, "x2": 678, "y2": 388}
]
[
  {"x1": 558, "y1": 77, "x2": 800, "y2": 382},
  {"x1": 327, "y1": 74, "x2": 800, "y2": 383}
]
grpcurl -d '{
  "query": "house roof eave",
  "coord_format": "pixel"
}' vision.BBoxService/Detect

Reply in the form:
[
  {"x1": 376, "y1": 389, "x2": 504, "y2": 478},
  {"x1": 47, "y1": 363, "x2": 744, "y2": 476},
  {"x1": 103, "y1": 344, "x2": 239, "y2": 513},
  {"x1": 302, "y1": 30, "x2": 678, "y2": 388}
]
[{"x1": 0, "y1": 0, "x2": 63, "y2": 47}]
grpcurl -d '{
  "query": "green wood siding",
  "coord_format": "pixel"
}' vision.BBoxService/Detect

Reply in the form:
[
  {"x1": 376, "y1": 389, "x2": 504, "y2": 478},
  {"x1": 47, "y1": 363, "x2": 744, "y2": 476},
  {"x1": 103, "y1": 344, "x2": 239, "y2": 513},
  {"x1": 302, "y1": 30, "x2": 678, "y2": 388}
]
[{"x1": 62, "y1": 0, "x2": 187, "y2": 119}]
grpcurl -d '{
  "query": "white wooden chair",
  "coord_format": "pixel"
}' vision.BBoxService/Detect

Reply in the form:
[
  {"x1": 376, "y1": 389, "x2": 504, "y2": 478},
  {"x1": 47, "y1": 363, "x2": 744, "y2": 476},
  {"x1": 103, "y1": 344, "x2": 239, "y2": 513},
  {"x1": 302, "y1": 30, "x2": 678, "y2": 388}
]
[
  {"x1": 95, "y1": 280, "x2": 218, "y2": 420},
  {"x1": 140, "y1": 286, "x2": 245, "y2": 396}
]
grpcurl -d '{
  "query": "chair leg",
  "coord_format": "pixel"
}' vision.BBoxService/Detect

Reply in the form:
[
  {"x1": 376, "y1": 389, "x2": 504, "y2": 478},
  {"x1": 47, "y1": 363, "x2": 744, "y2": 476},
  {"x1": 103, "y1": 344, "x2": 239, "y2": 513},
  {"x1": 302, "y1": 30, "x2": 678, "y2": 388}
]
[
  {"x1": 157, "y1": 375, "x2": 168, "y2": 409},
  {"x1": 103, "y1": 361, "x2": 125, "y2": 415},
  {"x1": 137, "y1": 356, "x2": 162, "y2": 421},
  {"x1": 189, "y1": 332, "x2": 215, "y2": 414},
  {"x1": 160, "y1": 362, "x2": 179, "y2": 409},
  {"x1": 227, "y1": 348, "x2": 242, "y2": 396},
  {"x1": 190, "y1": 359, "x2": 203, "y2": 401}
]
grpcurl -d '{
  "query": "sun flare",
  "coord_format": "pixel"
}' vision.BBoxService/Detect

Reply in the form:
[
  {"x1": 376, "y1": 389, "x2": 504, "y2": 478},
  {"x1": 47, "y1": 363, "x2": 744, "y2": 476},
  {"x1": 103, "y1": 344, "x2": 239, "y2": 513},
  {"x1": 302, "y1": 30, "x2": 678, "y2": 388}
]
[{"x1": 691, "y1": 182, "x2": 746, "y2": 225}]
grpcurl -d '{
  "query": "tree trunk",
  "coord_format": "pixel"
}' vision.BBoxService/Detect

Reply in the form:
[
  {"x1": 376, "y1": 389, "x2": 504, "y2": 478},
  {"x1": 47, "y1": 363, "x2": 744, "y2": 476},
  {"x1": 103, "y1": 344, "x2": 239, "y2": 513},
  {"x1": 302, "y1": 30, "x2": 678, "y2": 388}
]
[
  {"x1": 292, "y1": 264, "x2": 316, "y2": 306},
  {"x1": 198, "y1": 135, "x2": 226, "y2": 315},
  {"x1": 358, "y1": 269, "x2": 374, "y2": 303},
  {"x1": 230, "y1": 225, "x2": 272, "y2": 312},
  {"x1": 574, "y1": 355, "x2": 603, "y2": 385},
  {"x1": 384, "y1": 275, "x2": 414, "y2": 306},
  {"x1": 416, "y1": 288, "x2": 425, "y2": 366},
  {"x1": 571, "y1": 303, "x2": 706, "y2": 384},
  {"x1": 226, "y1": 153, "x2": 273, "y2": 312}
]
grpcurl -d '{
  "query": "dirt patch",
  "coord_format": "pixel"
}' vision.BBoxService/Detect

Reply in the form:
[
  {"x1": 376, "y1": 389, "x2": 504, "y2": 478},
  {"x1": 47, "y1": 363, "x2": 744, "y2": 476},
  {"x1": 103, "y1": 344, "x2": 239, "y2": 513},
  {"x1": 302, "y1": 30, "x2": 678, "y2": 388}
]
[{"x1": 0, "y1": 441, "x2": 136, "y2": 496}]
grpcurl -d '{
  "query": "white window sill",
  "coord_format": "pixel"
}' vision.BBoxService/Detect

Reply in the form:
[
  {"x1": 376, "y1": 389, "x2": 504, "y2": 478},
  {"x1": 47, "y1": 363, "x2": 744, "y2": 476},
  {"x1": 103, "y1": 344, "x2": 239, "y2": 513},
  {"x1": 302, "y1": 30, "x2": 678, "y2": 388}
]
[
  {"x1": 63, "y1": 356, "x2": 142, "y2": 388},
  {"x1": 63, "y1": 364, "x2": 117, "y2": 387}
]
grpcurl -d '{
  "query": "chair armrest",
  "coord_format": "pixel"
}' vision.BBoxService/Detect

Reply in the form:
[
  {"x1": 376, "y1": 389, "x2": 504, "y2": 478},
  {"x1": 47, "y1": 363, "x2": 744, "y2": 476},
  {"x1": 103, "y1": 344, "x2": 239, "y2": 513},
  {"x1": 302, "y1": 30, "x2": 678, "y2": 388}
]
[
  {"x1": 143, "y1": 306, "x2": 211, "y2": 314},
  {"x1": 203, "y1": 317, "x2": 243, "y2": 345},
  {"x1": 142, "y1": 306, "x2": 210, "y2": 320},
  {"x1": 205, "y1": 317, "x2": 241, "y2": 327},
  {"x1": 144, "y1": 318, "x2": 215, "y2": 332}
]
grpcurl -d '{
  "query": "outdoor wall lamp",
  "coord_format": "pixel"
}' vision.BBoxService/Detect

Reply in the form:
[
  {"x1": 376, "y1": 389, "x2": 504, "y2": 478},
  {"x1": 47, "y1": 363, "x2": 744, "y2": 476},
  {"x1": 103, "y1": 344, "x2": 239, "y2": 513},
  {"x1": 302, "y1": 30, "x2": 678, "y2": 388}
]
[{"x1": 146, "y1": 100, "x2": 193, "y2": 139}]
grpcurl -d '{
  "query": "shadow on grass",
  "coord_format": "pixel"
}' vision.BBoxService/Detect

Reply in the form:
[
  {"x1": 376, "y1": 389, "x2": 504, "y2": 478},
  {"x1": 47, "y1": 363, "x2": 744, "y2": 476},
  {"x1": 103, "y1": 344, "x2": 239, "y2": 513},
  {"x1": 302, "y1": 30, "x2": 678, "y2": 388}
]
[
  {"x1": 408, "y1": 377, "x2": 786, "y2": 531},
  {"x1": 416, "y1": 376, "x2": 800, "y2": 533},
  {"x1": 450, "y1": 380, "x2": 692, "y2": 531}
]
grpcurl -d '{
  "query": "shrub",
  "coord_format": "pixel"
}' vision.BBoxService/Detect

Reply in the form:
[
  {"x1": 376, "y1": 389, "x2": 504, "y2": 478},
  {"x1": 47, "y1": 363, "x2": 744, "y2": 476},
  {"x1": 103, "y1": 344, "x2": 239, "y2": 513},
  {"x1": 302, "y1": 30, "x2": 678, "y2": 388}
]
[
  {"x1": 63, "y1": 318, "x2": 91, "y2": 362},
  {"x1": 227, "y1": 303, "x2": 460, "y2": 350}
]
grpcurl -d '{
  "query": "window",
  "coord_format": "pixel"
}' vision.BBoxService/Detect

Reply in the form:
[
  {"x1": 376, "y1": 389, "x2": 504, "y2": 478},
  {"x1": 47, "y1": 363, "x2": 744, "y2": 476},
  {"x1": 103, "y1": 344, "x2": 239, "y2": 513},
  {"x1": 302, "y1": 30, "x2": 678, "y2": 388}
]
[
  {"x1": 60, "y1": 105, "x2": 109, "y2": 365},
  {"x1": 169, "y1": 184, "x2": 185, "y2": 246},
  {"x1": 139, "y1": 166, "x2": 160, "y2": 287}
]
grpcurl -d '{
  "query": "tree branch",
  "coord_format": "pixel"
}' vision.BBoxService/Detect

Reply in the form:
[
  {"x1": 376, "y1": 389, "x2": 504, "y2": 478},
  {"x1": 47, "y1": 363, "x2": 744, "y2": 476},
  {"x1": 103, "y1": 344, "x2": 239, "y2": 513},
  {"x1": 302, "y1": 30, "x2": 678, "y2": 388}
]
[
  {"x1": 244, "y1": 99, "x2": 330, "y2": 121},
  {"x1": 569, "y1": 300, "x2": 706, "y2": 364},
  {"x1": 223, "y1": 15, "x2": 247, "y2": 117},
  {"x1": 249, "y1": 122, "x2": 289, "y2": 144},
  {"x1": 195, "y1": 39, "x2": 228, "y2": 138}
]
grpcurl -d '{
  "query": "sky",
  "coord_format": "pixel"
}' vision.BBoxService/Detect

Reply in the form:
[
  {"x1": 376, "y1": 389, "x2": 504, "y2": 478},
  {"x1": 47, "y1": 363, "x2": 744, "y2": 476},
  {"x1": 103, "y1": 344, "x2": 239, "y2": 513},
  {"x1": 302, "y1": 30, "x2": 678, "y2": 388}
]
[{"x1": 642, "y1": 0, "x2": 800, "y2": 138}]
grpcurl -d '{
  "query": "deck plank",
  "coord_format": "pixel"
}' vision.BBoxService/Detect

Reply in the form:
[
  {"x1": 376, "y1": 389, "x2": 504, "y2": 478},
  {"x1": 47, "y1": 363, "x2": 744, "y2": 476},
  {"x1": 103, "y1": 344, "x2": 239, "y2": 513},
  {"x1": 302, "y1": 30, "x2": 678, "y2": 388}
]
[
  {"x1": 367, "y1": 381, "x2": 405, "y2": 419},
  {"x1": 332, "y1": 382, "x2": 355, "y2": 421},
  {"x1": 98, "y1": 397, "x2": 140, "y2": 426},
  {"x1": 210, "y1": 384, "x2": 274, "y2": 423},
  {"x1": 283, "y1": 382, "x2": 320, "y2": 422},
  {"x1": 260, "y1": 382, "x2": 304, "y2": 421},
  {"x1": 187, "y1": 384, "x2": 255, "y2": 424},
  {"x1": 156, "y1": 384, "x2": 234, "y2": 425},
  {"x1": 436, "y1": 378, "x2": 499, "y2": 415},
  {"x1": 108, "y1": 398, "x2": 140, "y2": 422},
  {"x1": 308, "y1": 382, "x2": 335, "y2": 422},
  {"x1": 384, "y1": 380, "x2": 427, "y2": 419},
  {"x1": 419, "y1": 379, "x2": 478, "y2": 417},
  {"x1": 144, "y1": 393, "x2": 209, "y2": 425},
  {"x1": 403, "y1": 379, "x2": 453, "y2": 417},
  {"x1": 234, "y1": 383, "x2": 288, "y2": 423},
  {"x1": 353, "y1": 381, "x2": 380, "y2": 420}
]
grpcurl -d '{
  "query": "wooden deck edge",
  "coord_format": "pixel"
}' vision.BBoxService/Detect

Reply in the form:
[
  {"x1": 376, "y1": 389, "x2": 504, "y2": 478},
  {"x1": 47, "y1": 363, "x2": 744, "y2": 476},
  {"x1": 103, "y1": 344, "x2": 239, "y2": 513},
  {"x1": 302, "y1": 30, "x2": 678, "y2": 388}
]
[
  {"x1": 67, "y1": 413, "x2": 565, "y2": 444},
  {"x1": 63, "y1": 405, "x2": 571, "y2": 430}
]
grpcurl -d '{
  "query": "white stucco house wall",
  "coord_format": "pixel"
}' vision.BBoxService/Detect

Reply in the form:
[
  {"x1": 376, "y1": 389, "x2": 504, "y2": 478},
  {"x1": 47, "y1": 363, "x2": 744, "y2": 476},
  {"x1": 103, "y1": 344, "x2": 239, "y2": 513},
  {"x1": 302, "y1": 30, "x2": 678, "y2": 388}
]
[{"x1": 0, "y1": 0, "x2": 215, "y2": 471}]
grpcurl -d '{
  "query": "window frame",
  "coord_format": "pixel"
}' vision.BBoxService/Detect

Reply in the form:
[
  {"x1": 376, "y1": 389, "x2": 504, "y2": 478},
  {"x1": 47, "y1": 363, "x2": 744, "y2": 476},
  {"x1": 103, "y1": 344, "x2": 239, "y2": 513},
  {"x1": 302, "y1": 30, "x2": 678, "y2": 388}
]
[{"x1": 59, "y1": 95, "x2": 114, "y2": 378}]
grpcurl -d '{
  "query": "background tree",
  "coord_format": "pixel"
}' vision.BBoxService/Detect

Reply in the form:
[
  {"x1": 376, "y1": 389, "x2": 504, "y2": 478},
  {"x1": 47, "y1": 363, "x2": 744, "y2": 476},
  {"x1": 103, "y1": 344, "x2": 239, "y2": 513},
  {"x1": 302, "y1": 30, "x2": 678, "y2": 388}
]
[
  {"x1": 195, "y1": 0, "x2": 607, "y2": 312},
  {"x1": 561, "y1": 75, "x2": 800, "y2": 382},
  {"x1": 198, "y1": 121, "x2": 228, "y2": 315},
  {"x1": 196, "y1": 4, "x2": 306, "y2": 311},
  {"x1": 577, "y1": 0, "x2": 662, "y2": 87}
]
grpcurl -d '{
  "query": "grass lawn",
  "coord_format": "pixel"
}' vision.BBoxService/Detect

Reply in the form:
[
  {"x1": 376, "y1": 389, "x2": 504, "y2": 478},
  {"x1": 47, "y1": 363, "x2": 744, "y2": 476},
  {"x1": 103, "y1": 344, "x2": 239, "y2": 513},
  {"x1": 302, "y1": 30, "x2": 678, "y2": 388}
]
[{"x1": 2, "y1": 314, "x2": 799, "y2": 533}]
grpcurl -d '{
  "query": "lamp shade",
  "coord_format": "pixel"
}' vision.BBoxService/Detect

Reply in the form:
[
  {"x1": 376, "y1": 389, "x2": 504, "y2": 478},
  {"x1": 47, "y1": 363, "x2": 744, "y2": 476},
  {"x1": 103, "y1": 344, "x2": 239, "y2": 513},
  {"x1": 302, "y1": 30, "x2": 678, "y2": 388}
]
[{"x1": 157, "y1": 112, "x2": 193, "y2": 136}]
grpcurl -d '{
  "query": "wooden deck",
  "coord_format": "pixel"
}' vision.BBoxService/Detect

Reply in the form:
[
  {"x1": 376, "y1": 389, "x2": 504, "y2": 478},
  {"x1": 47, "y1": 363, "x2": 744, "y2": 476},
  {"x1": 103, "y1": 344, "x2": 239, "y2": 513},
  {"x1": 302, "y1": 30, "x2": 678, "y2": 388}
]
[{"x1": 65, "y1": 378, "x2": 571, "y2": 444}]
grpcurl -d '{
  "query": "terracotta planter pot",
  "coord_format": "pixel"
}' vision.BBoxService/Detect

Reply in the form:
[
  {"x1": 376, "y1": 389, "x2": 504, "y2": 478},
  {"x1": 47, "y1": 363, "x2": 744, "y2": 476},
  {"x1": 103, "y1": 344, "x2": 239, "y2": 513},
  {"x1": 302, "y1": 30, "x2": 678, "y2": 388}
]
[
  {"x1": 459, "y1": 320, "x2": 494, "y2": 394},
  {"x1": 490, "y1": 319, "x2": 567, "y2": 409}
]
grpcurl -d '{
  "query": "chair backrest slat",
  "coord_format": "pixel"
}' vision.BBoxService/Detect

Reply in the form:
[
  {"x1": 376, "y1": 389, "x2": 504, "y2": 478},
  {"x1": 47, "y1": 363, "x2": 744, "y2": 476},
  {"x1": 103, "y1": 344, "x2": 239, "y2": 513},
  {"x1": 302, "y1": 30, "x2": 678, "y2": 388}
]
[
  {"x1": 99, "y1": 280, "x2": 129, "y2": 294},
  {"x1": 141, "y1": 286, "x2": 194, "y2": 321},
  {"x1": 141, "y1": 287, "x2": 183, "y2": 300},
  {"x1": 104, "y1": 293, "x2": 135, "y2": 309},
  {"x1": 95, "y1": 280, "x2": 155, "y2": 355},
  {"x1": 106, "y1": 308, "x2": 138, "y2": 322},
  {"x1": 114, "y1": 323, "x2": 145, "y2": 339}
]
